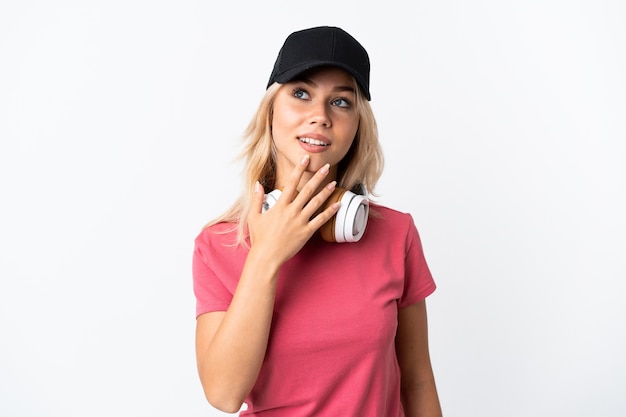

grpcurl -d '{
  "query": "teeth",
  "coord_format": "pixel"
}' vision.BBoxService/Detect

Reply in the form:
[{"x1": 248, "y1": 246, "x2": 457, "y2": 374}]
[{"x1": 299, "y1": 137, "x2": 328, "y2": 146}]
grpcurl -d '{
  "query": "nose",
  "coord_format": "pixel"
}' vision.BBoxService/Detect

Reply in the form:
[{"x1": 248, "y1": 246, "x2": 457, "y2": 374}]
[{"x1": 309, "y1": 101, "x2": 331, "y2": 127}]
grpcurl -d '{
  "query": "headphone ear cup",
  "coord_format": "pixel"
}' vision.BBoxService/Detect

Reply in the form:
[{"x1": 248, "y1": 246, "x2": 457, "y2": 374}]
[
  {"x1": 265, "y1": 187, "x2": 369, "y2": 243},
  {"x1": 337, "y1": 191, "x2": 369, "y2": 243},
  {"x1": 320, "y1": 187, "x2": 369, "y2": 243},
  {"x1": 262, "y1": 189, "x2": 282, "y2": 212}
]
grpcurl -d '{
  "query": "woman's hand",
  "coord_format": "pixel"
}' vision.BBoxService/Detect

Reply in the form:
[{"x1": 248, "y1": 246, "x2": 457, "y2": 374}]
[
  {"x1": 247, "y1": 154, "x2": 340, "y2": 266},
  {"x1": 197, "y1": 155, "x2": 342, "y2": 412}
]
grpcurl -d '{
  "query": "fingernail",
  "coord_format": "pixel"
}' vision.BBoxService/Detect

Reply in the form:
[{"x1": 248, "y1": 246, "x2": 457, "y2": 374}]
[
  {"x1": 254, "y1": 181, "x2": 261, "y2": 192},
  {"x1": 320, "y1": 163, "x2": 330, "y2": 175},
  {"x1": 326, "y1": 180, "x2": 337, "y2": 191},
  {"x1": 301, "y1": 155, "x2": 310, "y2": 165}
]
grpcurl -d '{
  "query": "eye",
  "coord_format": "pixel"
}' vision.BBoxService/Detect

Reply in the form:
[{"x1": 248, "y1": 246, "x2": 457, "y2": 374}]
[
  {"x1": 292, "y1": 88, "x2": 310, "y2": 100},
  {"x1": 332, "y1": 97, "x2": 352, "y2": 108}
]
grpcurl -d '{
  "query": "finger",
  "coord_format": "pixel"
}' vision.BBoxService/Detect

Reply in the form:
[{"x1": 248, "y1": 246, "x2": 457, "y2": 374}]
[
  {"x1": 300, "y1": 178, "x2": 336, "y2": 219},
  {"x1": 293, "y1": 162, "x2": 331, "y2": 210},
  {"x1": 251, "y1": 181, "x2": 265, "y2": 215},
  {"x1": 280, "y1": 154, "x2": 310, "y2": 201},
  {"x1": 308, "y1": 195, "x2": 342, "y2": 231},
  {"x1": 246, "y1": 181, "x2": 265, "y2": 246}
]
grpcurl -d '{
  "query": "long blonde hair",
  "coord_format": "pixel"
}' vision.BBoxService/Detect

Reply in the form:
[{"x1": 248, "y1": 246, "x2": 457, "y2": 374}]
[{"x1": 205, "y1": 79, "x2": 384, "y2": 245}]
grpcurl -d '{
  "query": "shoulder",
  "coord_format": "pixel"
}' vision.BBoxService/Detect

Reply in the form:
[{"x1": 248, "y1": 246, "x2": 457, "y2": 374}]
[
  {"x1": 365, "y1": 203, "x2": 426, "y2": 246},
  {"x1": 194, "y1": 222, "x2": 241, "y2": 254},
  {"x1": 368, "y1": 203, "x2": 416, "y2": 230},
  {"x1": 198, "y1": 221, "x2": 237, "y2": 235}
]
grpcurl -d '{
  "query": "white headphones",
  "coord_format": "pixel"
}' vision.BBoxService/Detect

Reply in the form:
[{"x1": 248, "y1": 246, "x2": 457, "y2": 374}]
[{"x1": 262, "y1": 186, "x2": 369, "y2": 243}]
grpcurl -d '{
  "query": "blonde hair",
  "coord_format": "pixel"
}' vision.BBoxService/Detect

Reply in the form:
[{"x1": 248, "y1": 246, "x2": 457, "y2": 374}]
[{"x1": 205, "y1": 79, "x2": 384, "y2": 245}]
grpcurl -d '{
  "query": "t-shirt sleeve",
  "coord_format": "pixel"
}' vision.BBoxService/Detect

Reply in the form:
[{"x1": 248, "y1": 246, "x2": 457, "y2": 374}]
[
  {"x1": 398, "y1": 215, "x2": 437, "y2": 308},
  {"x1": 192, "y1": 231, "x2": 234, "y2": 318}
]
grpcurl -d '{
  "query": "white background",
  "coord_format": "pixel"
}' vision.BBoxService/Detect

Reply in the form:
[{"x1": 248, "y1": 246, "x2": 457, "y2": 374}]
[{"x1": 1, "y1": 1, "x2": 624, "y2": 416}]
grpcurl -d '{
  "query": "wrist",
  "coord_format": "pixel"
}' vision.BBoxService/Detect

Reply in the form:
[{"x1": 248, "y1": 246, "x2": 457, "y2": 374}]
[{"x1": 245, "y1": 246, "x2": 283, "y2": 282}]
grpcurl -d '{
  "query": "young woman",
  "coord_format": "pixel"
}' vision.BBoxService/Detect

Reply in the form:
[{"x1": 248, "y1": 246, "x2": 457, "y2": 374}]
[{"x1": 193, "y1": 26, "x2": 443, "y2": 416}]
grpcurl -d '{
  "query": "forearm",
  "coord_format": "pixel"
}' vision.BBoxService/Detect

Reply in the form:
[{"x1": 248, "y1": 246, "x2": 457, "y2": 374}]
[
  {"x1": 197, "y1": 248, "x2": 281, "y2": 412},
  {"x1": 400, "y1": 372, "x2": 443, "y2": 417},
  {"x1": 396, "y1": 302, "x2": 443, "y2": 417}
]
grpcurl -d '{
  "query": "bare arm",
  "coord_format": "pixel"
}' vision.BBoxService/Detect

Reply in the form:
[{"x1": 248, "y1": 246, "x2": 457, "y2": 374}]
[
  {"x1": 195, "y1": 251, "x2": 278, "y2": 413},
  {"x1": 396, "y1": 300, "x2": 443, "y2": 417},
  {"x1": 195, "y1": 156, "x2": 340, "y2": 412}
]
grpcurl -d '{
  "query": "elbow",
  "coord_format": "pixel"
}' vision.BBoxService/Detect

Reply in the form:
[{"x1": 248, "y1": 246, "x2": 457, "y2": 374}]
[
  {"x1": 208, "y1": 400, "x2": 243, "y2": 415},
  {"x1": 197, "y1": 360, "x2": 248, "y2": 412},
  {"x1": 203, "y1": 387, "x2": 245, "y2": 414}
]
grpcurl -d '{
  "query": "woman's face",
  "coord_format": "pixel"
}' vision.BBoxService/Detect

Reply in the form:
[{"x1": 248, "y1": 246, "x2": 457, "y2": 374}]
[{"x1": 271, "y1": 66, "x2": 359, "y2": 189}]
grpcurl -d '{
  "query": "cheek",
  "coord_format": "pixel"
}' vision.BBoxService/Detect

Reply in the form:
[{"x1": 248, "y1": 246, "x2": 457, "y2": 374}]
[
  {"x1": 350, "y1": 122, "x2": 359, "y2": 140},
  {"x1": 337, "y1": 121, "x2": 359, "y2": 160},
  {"x1": 342, "y1": 119, "x2": 359, "y2": 146},
  {"x1": 271, "y1": 107, "x2": 299, "y2": 139},
  {"x1": 270, "y1": 117, "x2": 288, "y2": 144}
]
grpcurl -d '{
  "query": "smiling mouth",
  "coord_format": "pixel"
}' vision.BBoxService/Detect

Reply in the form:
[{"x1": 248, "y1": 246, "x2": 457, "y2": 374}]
[{"x1": 299, "y1": 137, "x2": 329, "y2": 146}]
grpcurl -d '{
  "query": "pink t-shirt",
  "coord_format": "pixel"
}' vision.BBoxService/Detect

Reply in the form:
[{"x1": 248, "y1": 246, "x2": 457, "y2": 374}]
[{"x1": 193, "y1": 205, "x2": 436, "y2": 416}]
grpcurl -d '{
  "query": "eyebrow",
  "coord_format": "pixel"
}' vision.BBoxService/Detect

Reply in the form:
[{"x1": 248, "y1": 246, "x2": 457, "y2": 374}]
[{"x1": 296, "y1": 78, "x2": 356, "y2": 94}]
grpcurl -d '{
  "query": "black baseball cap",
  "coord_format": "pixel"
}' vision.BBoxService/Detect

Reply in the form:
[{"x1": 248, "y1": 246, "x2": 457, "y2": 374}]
[{"x1": 267, "y1": 26, "x2": 371, "y2": 101}]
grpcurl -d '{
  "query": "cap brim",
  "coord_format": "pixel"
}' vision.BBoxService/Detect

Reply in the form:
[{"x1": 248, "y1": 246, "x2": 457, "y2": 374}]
[{"x1": 271, "y1": 61, "x2": 371, "y2": 101}]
